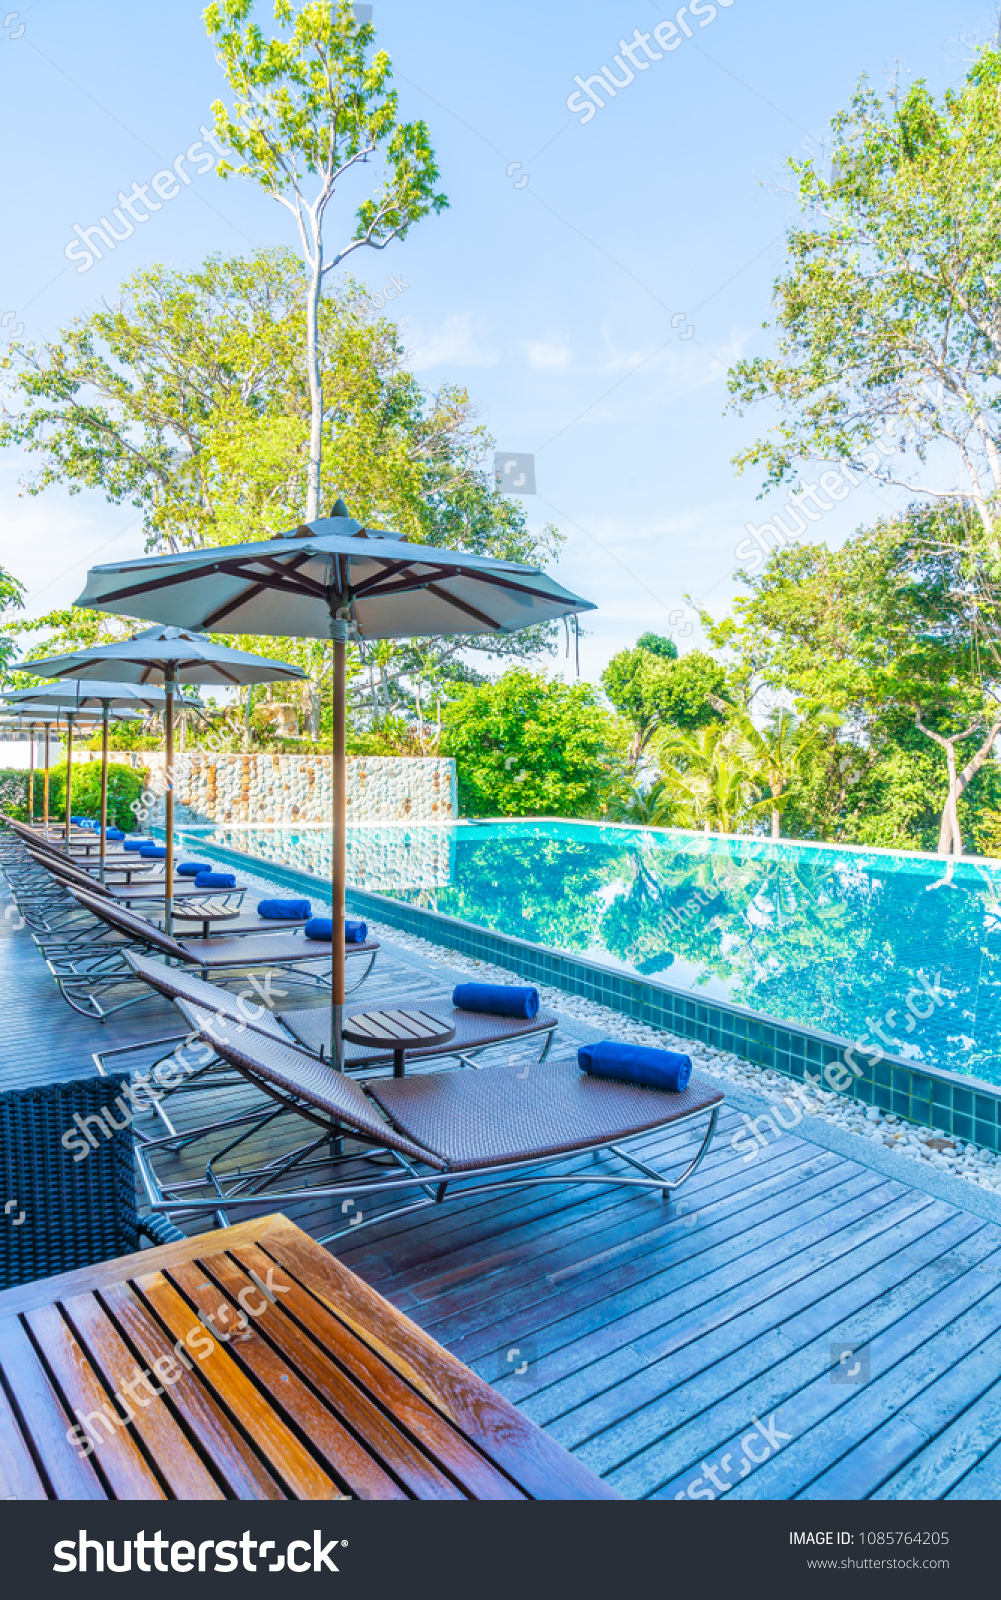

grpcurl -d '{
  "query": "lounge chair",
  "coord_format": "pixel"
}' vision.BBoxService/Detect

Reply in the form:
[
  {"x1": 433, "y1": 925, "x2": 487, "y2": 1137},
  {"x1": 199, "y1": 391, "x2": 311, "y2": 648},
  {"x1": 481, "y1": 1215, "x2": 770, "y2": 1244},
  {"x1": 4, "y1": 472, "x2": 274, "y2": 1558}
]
[
  {"x1": 135, "y1": 1001, "x2": 723, "y2": 1243},
  {"x1": 97, "y1": 952, "x2": 558, "y2": 1107},
  {"x1": 46, "y1": 886, "x2": 379, "y2": 1018}
]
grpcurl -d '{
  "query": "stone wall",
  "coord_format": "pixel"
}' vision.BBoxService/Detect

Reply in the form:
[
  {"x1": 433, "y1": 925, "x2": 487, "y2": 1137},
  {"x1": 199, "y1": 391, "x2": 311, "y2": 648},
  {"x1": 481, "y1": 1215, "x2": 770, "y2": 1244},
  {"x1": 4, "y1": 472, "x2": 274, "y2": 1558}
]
[{"x1": 145, "y1": 752, "x2": 457, "y2": 826}]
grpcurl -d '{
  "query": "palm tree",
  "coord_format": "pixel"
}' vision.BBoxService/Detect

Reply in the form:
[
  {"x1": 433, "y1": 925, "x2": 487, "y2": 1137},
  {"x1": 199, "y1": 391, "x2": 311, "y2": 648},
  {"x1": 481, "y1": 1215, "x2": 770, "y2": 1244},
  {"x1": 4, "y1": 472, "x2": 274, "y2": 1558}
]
[
  {"x1": 728, "y1": 705, "x2": 835, "y2": 839},
  {"x1": 656, "y1": 723, "x2": 770, "y2": 834}
]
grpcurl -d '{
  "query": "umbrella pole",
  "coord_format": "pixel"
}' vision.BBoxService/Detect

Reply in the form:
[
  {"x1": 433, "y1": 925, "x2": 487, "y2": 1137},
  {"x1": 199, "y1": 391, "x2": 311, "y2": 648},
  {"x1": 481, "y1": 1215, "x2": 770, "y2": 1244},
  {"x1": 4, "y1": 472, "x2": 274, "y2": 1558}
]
[
  {"x1": 99, "y1": 702, "x2": 109, "y2": 885},
  {"x1": 64, "y1": 714, "x2": 74, "y2": 853},
  {"x1": 43, "y1": 723, "x2": 50, "y2": 835},
  {"x1": 164, "y1": 677, "x2": 175, "y2": 938},
  {"x1": 331, "y1": 618, "x2": 348, "y2": 1071},
  {"x1": 27, "y1": 722, "x2": 34, "y2": 825}
]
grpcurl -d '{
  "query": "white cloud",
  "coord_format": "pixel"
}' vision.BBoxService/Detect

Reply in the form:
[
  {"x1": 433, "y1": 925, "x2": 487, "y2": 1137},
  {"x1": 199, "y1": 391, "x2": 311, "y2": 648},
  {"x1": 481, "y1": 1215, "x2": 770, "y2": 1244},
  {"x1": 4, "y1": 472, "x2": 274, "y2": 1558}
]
[
  {"x1": 523, "y1": 339, "x2": 572, "y2": 371},
  {"x1": 403, "y1": 313, "x2": 498, "y2": 372}
]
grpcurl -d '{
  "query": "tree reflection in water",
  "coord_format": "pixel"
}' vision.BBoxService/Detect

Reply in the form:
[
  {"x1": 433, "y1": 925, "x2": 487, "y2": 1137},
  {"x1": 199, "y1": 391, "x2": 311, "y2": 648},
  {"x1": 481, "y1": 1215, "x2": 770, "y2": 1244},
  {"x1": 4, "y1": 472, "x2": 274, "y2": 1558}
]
[{"x1": 397, "y1": 822, "x2": 1001, "y2": 1082}]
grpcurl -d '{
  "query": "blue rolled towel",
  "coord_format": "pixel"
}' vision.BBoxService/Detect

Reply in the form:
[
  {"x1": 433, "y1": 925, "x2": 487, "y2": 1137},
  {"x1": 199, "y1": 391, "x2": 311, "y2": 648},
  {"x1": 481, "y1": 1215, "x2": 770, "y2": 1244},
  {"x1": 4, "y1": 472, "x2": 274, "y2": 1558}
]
[
  {"x1": 453, "y1": 982, "x2": 539, "y2": 1020},
  {"x1": 106, "y1": 828, "x2": 125, "y2": 841},
  {"x1": 176, "y1": 860, "x2": 213, "y2": 877},
  {"x1": 304, "y1": 917, "x2": 368, "y2": 943},
  {"x1": 258, "y1": 898, "x2": 311, "y2": 920},
  {"x1": 122, "y1": 839, "x2": 144, "y2": 851},
  {"x1": 139, "y1": 842, "x2": 165, "y2": 857},
  {"x1": 578, "y1": 1040, "x2": 692, "y2": 1093},
  {"x1": 194, "y1": 871, "x2": 236, "y2": 889}
]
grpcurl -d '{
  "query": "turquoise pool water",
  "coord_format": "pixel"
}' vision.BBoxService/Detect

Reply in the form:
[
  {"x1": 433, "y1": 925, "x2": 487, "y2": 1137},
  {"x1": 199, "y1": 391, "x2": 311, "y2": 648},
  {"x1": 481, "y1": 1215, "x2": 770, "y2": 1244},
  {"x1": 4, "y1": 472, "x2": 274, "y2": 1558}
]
[{"x1": 175, "y1": 819, "x2": 1001, "y2": 1083}]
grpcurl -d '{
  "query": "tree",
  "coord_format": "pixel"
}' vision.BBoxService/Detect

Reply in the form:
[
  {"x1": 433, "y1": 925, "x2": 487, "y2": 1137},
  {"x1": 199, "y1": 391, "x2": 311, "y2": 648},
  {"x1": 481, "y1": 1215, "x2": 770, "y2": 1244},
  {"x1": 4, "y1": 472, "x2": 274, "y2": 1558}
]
[
  {"x1": 440, "y1": 669, "x2": 628, "y2": 819},
  {"x1": 702, "y1": 512, "x2": 1001, "y2": 853},
  {"x1": 727, "y1": 47, "x2": 1001, "y2": 544},
  {"x1": 2, "y1": 251, "x2": 565, "y2": 724},
  {"x1": 729, "y1": 704, "x2": 838, "y2": 839},
  {"x1": 205, "y1": 0, "x2": 447, "y2": 519},
  {"x1": 601, "y1": 641, "x2": 726, "y2": 766},
  {"x1": 0, "y1": 566, "x2": 25, "y2": 681},
  {"x1": 655, "y1": 723, "x2": 769, "y2": 835}
]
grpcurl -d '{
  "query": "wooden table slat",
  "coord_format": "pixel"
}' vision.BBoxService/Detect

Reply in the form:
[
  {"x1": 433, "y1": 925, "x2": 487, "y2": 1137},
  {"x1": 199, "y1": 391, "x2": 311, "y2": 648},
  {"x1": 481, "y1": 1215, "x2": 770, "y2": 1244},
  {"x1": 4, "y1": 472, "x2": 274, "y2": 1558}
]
[
  {"x1": 0, "y1": 1316, "x2": 110, "y2": 1500},
  {"x1": 24, "y1": 1302, "x2": 166, "y2": 1501},
  {"x1": 216, "y1": 1246, "x2": 516, "y2": 1500},
  {"x1": 100, "y1": 1282, "x2": 287, "y2": 1501},
  {"x1": 168, "y1": 1258, "x2": 412, "y2": 1501},
  {"x1": 0, "y1": 1376, "x2": 49, "y2": 1500},
  {"x1": 261, "y1": 1224, "x2": 619, "y2": 1500},
  {"x1": 61, "y1": 1290, "x2": 224, "y2": 1501},
  {"x1": 135, "y1": 1270, "x2": 344, "y2": 1501},
  {"x1": 0, "y1": 1216, "x2": 613, "y2": 1500}
]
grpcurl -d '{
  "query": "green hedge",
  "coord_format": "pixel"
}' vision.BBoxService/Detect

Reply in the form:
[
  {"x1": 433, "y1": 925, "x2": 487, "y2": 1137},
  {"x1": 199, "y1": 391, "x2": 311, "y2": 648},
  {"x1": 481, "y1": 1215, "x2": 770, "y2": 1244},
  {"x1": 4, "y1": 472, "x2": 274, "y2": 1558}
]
[{"x1": 0, "y1": 762, "x2": 148, "y2": 831}]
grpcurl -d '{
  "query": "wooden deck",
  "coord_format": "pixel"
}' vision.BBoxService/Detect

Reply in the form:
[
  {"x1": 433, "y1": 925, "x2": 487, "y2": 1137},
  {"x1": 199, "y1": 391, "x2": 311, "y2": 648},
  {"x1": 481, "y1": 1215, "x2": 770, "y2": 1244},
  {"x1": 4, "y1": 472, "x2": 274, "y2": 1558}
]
[{"x1": 3, "y1": 891, "x2": 1001, "y2": 1499}]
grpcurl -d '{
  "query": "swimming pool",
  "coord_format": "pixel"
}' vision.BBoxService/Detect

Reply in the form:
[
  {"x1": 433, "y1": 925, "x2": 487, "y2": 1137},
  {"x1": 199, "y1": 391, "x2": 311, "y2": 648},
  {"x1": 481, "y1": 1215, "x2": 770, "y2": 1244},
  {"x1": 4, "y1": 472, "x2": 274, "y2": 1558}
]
[{"x1": 175, "y1": 819, "x2": 1001, "y2": 1084}]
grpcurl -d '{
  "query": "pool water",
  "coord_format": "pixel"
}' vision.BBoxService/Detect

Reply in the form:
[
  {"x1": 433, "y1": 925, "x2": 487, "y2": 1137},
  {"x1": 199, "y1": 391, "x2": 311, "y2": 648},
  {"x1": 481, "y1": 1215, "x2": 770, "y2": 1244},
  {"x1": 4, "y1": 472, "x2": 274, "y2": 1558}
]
[{"x1": 175, "y1": 819, "x2": 1001, "y2": 1084}]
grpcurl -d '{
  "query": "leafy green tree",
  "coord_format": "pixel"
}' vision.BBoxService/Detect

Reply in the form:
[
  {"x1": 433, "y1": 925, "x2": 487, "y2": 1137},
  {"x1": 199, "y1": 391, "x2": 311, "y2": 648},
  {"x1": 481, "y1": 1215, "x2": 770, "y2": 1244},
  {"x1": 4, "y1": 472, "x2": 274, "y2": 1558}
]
[
  {"x1": 727, "y1": 46, "x2": 1001, "y2": 543},
  {"x1": 205, "y1": 0, "x2": 447, "y2": 518},
  {"x1": 440, "y1": 669, "x2": 628, "y2": 819},
  {"x1": 602, "y1": 642, "x2": 726, "y2": 766},
  {"x1": 729, "y1": 704, "x2": 838, "y2": 839},
  {"x1": 0, "y1": 565, "x2": 25, "y2": 681},
  {"x1": 655, "y1": 723, "x2": 770, "y2": 835},
  {"x1": 702, "y1": 512, "x2": 1001, "y2": 852}
]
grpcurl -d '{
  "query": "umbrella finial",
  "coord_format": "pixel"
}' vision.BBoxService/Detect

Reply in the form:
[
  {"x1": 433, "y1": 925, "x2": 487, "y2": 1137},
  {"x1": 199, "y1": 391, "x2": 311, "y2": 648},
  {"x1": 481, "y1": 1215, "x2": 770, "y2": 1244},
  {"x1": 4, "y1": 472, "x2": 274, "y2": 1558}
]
[{"x1": 330, "y1": 497, "x2": 350, "y2": 519}]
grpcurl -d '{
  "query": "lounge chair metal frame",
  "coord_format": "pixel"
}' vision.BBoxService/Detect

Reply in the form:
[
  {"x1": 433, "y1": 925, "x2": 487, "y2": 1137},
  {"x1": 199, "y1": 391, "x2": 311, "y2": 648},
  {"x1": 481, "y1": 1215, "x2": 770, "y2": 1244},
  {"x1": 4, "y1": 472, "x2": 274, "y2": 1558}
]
[
  {"x1": 134, "y1": 1001, "x2": 722, "y2": 1244},
  {"x1": 45, "y1": 885, "x2": 379, "y2": 1019}
]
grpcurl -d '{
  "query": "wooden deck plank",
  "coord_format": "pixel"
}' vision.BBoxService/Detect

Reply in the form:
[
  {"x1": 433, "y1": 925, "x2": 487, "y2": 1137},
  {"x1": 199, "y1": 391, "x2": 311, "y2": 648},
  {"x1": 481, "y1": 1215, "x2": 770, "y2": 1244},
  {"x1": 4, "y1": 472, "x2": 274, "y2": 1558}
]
[
  {"x1": 735, "y1": 1266, "x2": 1001, "y2": 1500},
  {"x1": 425, "y1": 1151, "x2": 847, "y2": 1352},
  {"x1": 807, "y1": 1314, "x2": 1001, "y2": 1500},
  {"x1": 624, "y1": 1215, "x2": 997, "y2": 1499},
  {"x1": 475, "y1": 1169, "x2": 895, "y2": 1417},
  {"x1": 550, "y1": 1197, "x2": 962, "y2": 1475}
]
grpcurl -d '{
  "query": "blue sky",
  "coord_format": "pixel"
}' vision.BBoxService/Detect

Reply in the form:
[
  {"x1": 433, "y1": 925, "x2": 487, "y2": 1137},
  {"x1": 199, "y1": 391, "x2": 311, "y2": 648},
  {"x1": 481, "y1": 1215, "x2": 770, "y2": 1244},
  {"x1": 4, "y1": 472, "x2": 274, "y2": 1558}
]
[{"x1": 1, "y1": 0, "x2": 997, "y2": 682}]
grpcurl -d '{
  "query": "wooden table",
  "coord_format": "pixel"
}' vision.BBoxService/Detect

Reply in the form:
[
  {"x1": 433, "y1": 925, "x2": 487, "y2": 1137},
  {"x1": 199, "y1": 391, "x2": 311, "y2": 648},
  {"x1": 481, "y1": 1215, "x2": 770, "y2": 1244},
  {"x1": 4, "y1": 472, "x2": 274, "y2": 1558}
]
[
  {"x1": 0, "y1": 1213, "x2": 616, "y2": 1500},
  {"x1": 341, "y1": 1007, "x2": 457, "y2": 1077},
  {"x1": 169, "y1": 902, "x2": 243, "y2": 940}
]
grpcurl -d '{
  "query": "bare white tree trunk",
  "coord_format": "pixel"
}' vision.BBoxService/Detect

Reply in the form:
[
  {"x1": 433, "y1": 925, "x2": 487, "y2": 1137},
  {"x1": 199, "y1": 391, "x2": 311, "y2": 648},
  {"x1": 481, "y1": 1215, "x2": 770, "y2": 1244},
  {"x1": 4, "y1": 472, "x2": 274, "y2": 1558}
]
[
  {"x1": 305, "y1": 248, "x2": 324, "y2": 521},
  {"x1": 916, "y1": 713, "x2": 1001, "y2": 855}
]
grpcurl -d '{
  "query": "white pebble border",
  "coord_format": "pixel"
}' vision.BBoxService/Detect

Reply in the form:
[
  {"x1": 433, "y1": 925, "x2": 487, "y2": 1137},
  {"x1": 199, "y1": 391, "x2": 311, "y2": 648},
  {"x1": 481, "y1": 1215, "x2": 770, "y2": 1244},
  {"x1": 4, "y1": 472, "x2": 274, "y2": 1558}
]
[{"x1": 364, "y1": 916, "x2": 1001, "y2": 1198}]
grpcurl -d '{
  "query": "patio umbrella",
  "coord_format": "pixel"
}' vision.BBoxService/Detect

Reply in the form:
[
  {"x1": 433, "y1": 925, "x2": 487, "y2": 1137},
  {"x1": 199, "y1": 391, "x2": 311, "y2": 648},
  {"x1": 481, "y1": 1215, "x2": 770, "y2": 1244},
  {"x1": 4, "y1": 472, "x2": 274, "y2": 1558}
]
[
  {"x1": 72, "y1": 507, "x2": 596, "y2": 1068},
  {"x1": 3, "y1": 682, "x2": 200, "y2": 881},
  {"x1": 20, "y1": 627, "x2": 305, "y2": 931}
]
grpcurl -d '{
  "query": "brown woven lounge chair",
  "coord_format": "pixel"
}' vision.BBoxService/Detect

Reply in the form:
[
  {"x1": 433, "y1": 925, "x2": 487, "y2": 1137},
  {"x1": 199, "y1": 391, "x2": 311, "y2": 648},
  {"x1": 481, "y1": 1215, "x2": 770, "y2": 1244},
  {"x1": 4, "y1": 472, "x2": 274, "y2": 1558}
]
[
  {"x1": 45, "y1": 885, "x2": 380, "y2": 1018},
  {"x1": 134, "y1": 1000, "x2": 723, "y2": 1243},
  {"x1": 107, "y1": 950, "x2": 557, "y2": 1086}
]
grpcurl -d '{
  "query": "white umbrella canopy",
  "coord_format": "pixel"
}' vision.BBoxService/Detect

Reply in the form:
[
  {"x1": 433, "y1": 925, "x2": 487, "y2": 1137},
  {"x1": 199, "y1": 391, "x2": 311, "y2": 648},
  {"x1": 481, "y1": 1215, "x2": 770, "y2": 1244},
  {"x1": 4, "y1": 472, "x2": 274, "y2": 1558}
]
[
  {"x1": 73, "y1": 511, "x2": 597, "y2": 1067},
  {"x1": 1, "y1": 680, "x2": 202, "y2": 875},
  {"x1": 22, "y1": 626, "x2": 306, "y2": 922}
]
